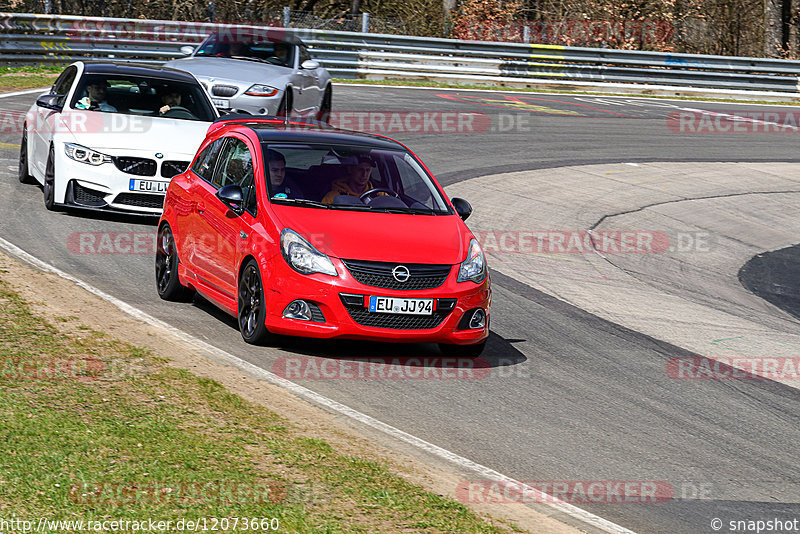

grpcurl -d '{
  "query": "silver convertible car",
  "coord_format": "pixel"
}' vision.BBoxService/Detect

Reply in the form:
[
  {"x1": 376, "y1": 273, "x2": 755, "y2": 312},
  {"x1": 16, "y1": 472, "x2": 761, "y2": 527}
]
[{"x1": 164, "y1": 32, "x2": 332, "y2": 119}]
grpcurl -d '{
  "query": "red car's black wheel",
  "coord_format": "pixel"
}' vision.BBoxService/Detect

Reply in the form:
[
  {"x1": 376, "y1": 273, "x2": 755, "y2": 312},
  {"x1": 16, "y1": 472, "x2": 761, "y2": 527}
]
[
  {"x1": 155, "y1": 224, "x2": 192, "y2": 301},
  {"x1": 238, "y1": 259, "x2": 271, "y2": 345}
]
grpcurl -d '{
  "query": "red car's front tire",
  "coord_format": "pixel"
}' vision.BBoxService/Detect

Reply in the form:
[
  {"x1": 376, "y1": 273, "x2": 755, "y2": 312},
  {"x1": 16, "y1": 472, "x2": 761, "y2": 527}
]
[{"x1": 238, "y1": 259, "x2": 273, "y2": 345}]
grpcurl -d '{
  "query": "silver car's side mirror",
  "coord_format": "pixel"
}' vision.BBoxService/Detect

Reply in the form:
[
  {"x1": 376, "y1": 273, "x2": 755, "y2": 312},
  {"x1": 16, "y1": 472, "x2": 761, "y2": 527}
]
[
  {"x1": 301, "y1": 59, "x2": 320, "y2": 70},
  {"x1": 179, "y1": 45, "x2": 196, "y2": 56}
]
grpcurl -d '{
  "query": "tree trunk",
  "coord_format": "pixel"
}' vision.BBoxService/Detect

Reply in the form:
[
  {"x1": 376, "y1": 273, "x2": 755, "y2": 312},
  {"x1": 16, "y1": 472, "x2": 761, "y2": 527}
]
[{"x1": 764, "y1": 0, "x2": 789, "y2": 56}]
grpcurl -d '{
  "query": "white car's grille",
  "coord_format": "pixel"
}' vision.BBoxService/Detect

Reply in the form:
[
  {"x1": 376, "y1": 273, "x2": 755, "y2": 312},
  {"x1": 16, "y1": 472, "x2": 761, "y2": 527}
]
[{"x1": 113, "y1": 157, "x2": 157, "y2": 176}]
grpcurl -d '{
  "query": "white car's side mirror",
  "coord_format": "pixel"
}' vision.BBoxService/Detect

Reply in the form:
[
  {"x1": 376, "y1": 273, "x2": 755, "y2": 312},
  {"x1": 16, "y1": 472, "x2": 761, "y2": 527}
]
[
  {"x1": 179, "y1": 45, "x2": 196, "y2": 56},
  {"x1": 301, "y1": 59, "x2": 320, "y2": 70}
]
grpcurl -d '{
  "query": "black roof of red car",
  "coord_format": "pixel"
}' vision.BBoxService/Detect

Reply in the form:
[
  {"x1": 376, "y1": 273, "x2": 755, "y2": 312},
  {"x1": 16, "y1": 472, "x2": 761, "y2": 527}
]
[{"x1": 212, "y1": 116, "x2": 403, "y2": 149}]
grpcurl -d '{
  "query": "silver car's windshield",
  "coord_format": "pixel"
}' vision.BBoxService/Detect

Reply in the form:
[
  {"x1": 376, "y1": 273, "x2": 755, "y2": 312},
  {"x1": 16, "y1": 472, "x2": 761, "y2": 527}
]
[
  {"x1": 68, "y1": 74, "x2": 216, "y2": 121},
  {"x1": 194, "y1": 35, "x2": 295, "y2": 68},
  {"x1": 263, "y1": 143, "x2": 452, "y2": 214}
]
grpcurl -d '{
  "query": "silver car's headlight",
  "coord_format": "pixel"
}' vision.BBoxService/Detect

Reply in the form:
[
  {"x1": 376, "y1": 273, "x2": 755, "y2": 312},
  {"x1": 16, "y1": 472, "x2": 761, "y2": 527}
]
[
  {"x1": 244, "y1": 84, "x2": 279, "y2": 97},
  {"x1": 64, "y1": 143, "x2": 111, "y2": 166},
  {"x1": 457, "y1": 238, "x2": 486, "y2": 283},
  {"x1": 280, "y1": 229, "x2": 337, "y2": 276}
]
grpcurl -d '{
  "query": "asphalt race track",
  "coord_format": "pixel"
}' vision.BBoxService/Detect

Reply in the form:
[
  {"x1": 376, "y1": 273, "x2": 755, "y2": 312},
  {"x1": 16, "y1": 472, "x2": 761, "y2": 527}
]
[{"x1": 2, "y1": 85, "x2": 800, "y2": 534}]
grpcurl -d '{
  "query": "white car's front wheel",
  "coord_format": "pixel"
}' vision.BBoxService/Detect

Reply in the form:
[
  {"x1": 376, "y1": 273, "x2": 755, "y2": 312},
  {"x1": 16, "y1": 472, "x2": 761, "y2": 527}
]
[
  {"x1": 43, "y1": 144, "x2": 58, "y2": 211},
  {"x1": 18, "y1": 129, "x2": 33, "y2": 184}
]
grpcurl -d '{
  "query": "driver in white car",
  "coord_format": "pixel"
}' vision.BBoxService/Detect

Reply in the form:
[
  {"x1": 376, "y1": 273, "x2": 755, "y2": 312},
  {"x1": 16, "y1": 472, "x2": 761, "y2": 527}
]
[
  {"x1": 76, "y1": 80, "x2": 117, "y2": 112},
  {"x1": 322, "y1": 155, "x2": 386, "y2": 204},
  {"x1": 158, "y1": 86, "x2": 182, "y2": 115}
]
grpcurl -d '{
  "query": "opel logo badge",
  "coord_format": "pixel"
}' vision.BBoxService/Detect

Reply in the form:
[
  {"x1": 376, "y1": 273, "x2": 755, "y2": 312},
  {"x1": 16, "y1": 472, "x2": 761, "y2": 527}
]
[
  {"x1": 155, "y1": 153, "x2": 164, "y2": 159},
  {"x1": 392, "y1": 265, "x2": 410, "y2": 283}
]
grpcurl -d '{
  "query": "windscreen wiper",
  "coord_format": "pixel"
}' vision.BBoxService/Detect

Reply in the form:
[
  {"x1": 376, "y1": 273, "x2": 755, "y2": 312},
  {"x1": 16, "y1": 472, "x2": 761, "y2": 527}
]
[
  {"x1": 367, "y1": 207, "x2": 445, "y2": 215},
  {"x1": 271, "y1": 198, "x2": 330, "y2": 209}
]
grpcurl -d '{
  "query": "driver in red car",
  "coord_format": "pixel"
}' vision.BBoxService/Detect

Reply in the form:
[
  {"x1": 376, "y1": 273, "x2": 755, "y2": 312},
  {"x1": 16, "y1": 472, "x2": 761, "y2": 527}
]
[{"x1": 322, "y1": 155, "x2": 386, "y2": 204}]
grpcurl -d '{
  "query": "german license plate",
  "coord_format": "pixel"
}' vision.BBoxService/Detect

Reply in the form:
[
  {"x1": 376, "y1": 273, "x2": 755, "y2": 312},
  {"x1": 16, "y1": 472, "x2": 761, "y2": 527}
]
[
  {"x1": 369, "y1": 296, "x2": 433, "y2": 315},
  {"x1": 129, "y1": 179, "x2": 169, "y2": 193},
  {"x1": 212, "y1": 98, "x2": 230, "y2": 109}
]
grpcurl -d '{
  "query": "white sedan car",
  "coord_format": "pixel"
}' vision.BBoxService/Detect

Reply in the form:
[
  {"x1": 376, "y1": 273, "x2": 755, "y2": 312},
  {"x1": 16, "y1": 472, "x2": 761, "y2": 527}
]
[{"x1": 18, "y1": 62, "x2": 218, "y2": 214}]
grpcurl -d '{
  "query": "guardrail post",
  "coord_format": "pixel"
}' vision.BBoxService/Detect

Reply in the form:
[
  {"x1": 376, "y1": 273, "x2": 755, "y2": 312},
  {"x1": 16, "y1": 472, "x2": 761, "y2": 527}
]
[
  {"x1": 523, "y1": 25, "x2": 530, "y2": 43},
  {"x1": 283, "y1": 6, "x2": 291, "y2": 28},
  {"x1": 361, "y1": 12, "x2": 369, "y2": 33}
]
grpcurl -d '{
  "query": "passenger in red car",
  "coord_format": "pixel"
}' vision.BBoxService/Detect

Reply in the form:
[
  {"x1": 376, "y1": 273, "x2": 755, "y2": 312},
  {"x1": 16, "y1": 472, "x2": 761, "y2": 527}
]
[
  {"x1": 321, "y1": 156, "x2": 384, "y2": 204},
  {"x1": 267, "y1": 149, "x2": 304, "y2": 199}
]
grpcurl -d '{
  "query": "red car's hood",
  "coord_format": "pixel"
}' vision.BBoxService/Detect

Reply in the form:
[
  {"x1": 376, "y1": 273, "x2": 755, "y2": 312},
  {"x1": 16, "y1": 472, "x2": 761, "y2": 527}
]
[{"x1": 270, "y1": 205, "x2": 470, "y2": 264}]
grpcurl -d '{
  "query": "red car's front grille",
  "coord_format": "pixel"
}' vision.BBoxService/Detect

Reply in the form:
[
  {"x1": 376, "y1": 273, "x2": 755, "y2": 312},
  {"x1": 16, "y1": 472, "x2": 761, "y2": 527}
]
[{"x1": 342, "y1": 259, "x2": 451, "y2": 290}]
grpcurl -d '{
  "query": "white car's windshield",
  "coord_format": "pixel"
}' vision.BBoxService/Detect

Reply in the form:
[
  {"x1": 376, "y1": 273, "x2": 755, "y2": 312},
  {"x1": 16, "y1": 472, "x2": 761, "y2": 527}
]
[
  {"x1": 194, "y1": 35, "x2": 295, "y2": 68},
  {"x1": 263, "y1": 143, "x2": 452, "y2": 214},
  {"x1": 68, "y1": 75, "x2": 216, "y2": 122}
]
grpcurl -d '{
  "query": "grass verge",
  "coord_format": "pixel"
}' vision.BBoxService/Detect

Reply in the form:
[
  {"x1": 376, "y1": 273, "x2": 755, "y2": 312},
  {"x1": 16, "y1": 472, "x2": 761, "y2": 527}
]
[
  {"x1": 0, "y1": 274, "x2": 519, "y2": 533},
  {"x1": 0, "y1": 66, "x2": 60, "y2": 93}
]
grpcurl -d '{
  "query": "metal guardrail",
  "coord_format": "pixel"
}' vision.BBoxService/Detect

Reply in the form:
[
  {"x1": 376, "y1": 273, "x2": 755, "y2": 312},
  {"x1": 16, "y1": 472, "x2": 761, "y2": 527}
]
[{"x1": 2, "y1": 12, "x2": 800, "y2": 94}]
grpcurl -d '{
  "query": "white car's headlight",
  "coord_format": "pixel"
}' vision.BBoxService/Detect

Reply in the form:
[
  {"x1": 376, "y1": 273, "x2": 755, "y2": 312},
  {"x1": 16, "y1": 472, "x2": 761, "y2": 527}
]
[
  {"x1": 244, "y1": 84, "x2": 279, "y2": 97},
  {"x1": 64, "y1": 143, "x2": 111, "y2": 166},
  {"x1": 457, "y1": 238, "x2": 486, "y2": 283},
  {"x1": 280, "y1": 229, "x2": 337, "y2": 276}
]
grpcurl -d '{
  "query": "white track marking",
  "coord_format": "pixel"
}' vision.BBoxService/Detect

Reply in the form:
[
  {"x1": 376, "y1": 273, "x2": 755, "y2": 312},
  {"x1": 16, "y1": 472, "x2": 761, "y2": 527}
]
[
  {"x1": 0, "y1": 87, "x2": 49, "y2": 99},
  {"x1": 0, "y1": 235, "x2": 637, "y2": 534}
]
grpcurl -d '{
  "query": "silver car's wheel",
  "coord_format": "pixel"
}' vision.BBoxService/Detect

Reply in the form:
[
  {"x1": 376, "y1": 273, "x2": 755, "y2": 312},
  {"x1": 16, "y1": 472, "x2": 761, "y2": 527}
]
[{"x1": 317, "y1": 85, "x2": 332, "y2": 122}]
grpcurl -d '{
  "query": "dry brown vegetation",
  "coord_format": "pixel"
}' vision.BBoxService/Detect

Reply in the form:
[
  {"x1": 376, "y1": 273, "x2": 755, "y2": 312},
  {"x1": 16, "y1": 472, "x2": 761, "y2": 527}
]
[{"x1": 0, "y1": 0, "x2": 796, "y2": 57}]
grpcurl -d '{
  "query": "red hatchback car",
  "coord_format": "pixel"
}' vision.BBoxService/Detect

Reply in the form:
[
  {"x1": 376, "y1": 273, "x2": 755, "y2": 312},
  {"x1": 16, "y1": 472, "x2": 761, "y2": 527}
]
[{"x1": 155, "y1": 116, "x2": 490, "y2": 356}]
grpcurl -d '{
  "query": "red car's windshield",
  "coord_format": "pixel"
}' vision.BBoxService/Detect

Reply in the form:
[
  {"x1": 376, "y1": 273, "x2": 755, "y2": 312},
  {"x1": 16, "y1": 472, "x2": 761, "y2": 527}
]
[{"x1": 263, "y1": 143, "x2": 452, "y2": 214}]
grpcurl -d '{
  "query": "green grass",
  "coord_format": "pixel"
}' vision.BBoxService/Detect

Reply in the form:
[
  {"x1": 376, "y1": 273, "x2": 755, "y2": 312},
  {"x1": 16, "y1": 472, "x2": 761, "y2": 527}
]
[
  {"x1": 0, "y1": 277, "x2": 518, "y2": 533},
  {"x1": 0, "y1": 66, "x2": 59, "y2": 92}
]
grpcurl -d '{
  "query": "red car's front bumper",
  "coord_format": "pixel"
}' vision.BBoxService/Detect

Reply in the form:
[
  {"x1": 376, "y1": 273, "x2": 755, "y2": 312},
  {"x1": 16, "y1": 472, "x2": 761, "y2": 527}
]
[{"x1": 262, "y1": 256, "x2": 490, "y2": 345}]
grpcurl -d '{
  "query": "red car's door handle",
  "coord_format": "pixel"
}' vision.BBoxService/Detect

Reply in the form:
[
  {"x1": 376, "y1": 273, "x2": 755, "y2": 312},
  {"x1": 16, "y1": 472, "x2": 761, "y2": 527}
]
[{"x1": 197, "y1": 202, "x2": 206, "y2": 214}]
